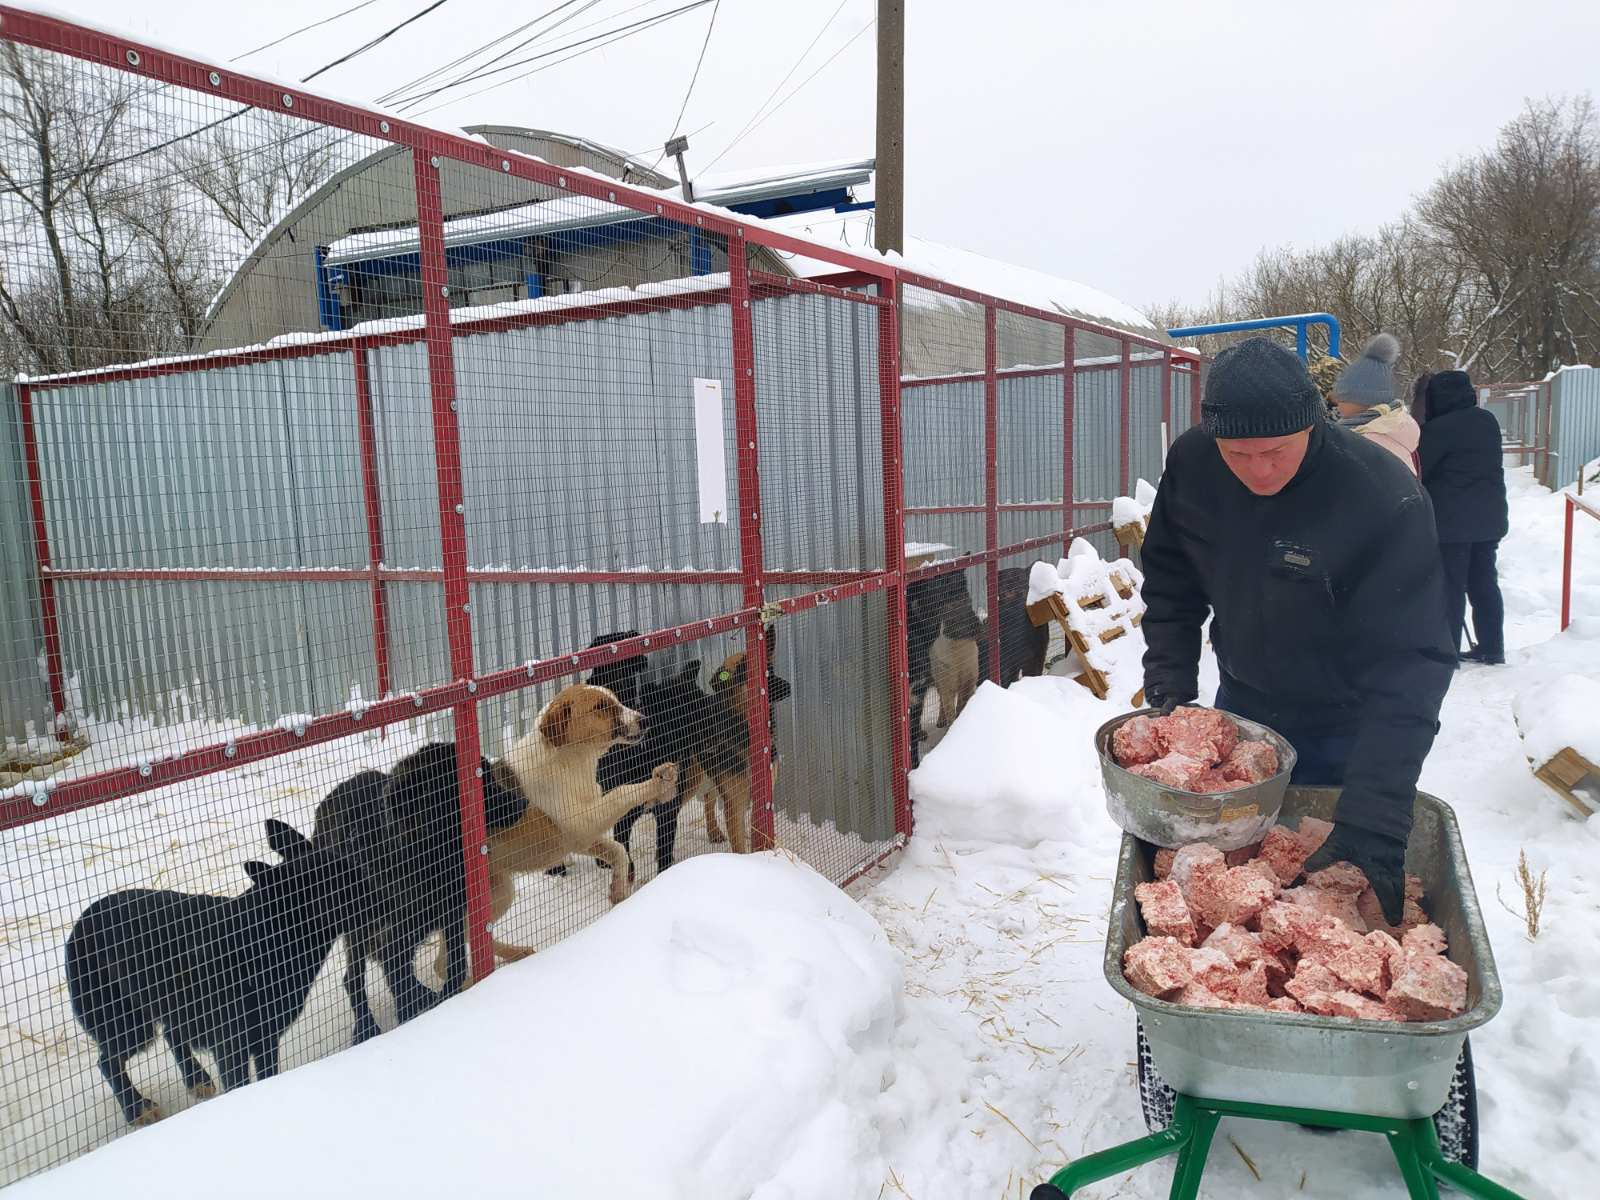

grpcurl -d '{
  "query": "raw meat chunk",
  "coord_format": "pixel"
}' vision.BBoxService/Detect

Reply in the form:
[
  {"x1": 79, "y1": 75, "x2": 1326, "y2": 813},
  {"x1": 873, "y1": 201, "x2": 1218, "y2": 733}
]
[
  {"x1": 1189, "y1": 865, "x2": 1277, "y2": 928},
  {"x1": 1258, "y1": 901, "x2": 1310, "y2": 955},
  {"x1": 1402, "y1": 923, "x2": 1448, "y2": 958},
  {"x1": 1323, "y1": 933, "x2": 1391, "y2": 997},
  {"x1": 1316, "y1": 991, "x2": 1405, "y2": 1022},
  {"x1": 1224, "y1": 843, "x2": 1263, "y2": 867},
  {"x1": 1171, "y1": 844, "x2": 1225, "y2": 895},
  {"x1": 1357, "y1": 886, "x2": 1430, "y2": 937},
  {"x1": 1124, "y1": 937, "x2": 1194, "y2": 998},
  {"x1": 1129, "y1": 752, "x2": 1207, "y2": 789},
  {"x1": 1201, "y1": 922, "x2": 1264, "y2": 968},
  {"x1": 1220, "y1": 740, "x2": 1280, "y2": 784},
  {"x1": 1161, "y1": 707, "x2": 1239, "y2": 764},
  {"x1": 1387, "y1": 954, "x2": 1468, "y2": 1020},
  {"x1": 1284, "y1": 885, "x2": 1368, "y2": 933},
  {"x1": 1240, "y1": 858, "x2": 1282, "y2": 891},
  {"x1": 1190, "y1": 769, "x2": 1243, "y2": 794},
  {"x1": 1266, "y1": 996, "x2": 1304, "y2": 1013},
  {"x1": 1112, "y1": 715, "x2": 1166, "y2": 766},
  {"x1": 1223, "y1": 959, "x2": 1272, "y2": 1007},
  {"x1": 1305, "y1": 861, "x2": 1369, "y2": 895},
  {"x1": 1258, "y1": 826, "x2": 1314, "y2": 886},
  {"x1": 1153, "y1": 848, "x2": 1177, "y2": 880},
  {"x1": 1297, "y1": 816, "x2": 1335, "y2": 854},
  {"x1": 1284, "y1": 961, "x2": 1341, "y2": 1007},
  {"x1": 1135, "y1": 880, "x2": 1198, "y2": 945},
  {"x1": 1189, "y1": 947, "x2": 1238, "y2": 995},
  {"x1": 1174, "y1": 981, "x2": 1232, "y2": 1009}
]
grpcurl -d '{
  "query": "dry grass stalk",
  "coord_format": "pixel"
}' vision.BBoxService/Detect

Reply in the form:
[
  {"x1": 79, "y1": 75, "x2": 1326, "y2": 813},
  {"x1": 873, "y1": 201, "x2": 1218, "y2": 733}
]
[
  {"x1": 1228, "y1": 1135, "x2": 1262, "y2": 1181},
  {"x1": 984, "y1": 1100, "x2": 1042, "y2": 1154},
  {"x1": 1517, "y1": 849, "x2": 1547, "y2": 940}
]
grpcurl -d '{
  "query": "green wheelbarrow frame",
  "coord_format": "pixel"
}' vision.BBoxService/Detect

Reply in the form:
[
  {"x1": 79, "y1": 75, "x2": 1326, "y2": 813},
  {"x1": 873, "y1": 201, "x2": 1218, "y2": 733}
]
[{"x1": 1030, "y1": 1092, "x2": 1527, "y2": 1199}]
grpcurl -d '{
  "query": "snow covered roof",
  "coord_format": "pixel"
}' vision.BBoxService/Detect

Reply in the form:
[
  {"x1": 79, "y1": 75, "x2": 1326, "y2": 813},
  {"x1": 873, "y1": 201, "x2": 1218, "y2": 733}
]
[{"x1": 757, "y1": 210, "x2": 1165, "y2": 341}]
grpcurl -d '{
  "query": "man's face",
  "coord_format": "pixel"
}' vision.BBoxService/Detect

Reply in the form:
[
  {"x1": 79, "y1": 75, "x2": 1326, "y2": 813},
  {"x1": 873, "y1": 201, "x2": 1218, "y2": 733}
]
[{"x1": 1215, "y1": 429, "x2": 1312, "y2": 496}]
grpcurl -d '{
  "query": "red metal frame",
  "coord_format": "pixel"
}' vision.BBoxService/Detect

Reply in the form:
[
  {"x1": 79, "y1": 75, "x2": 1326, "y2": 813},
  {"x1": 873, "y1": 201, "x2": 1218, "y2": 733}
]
[
  {"x1": 413, "y1": 149, "x2": 494, "y2": 983},
  {"x1": 982, "y1": 307, "x2": 1001, "y2": 682},
  {"x1": 1118, "y1": 339, "x2": 1132, "y2": 496},
  {"x1": 14, "y1": 383, "x2": 68, "y2": 738},
  {"x1": 879, "y1": 277, "x2": 912, "y2": 840},
  {"x1": 352, "y1": 349, "x2": 392, "y2": 712},
  {"x1": 1540, "y1": 380, "x2": 1554, "y2": 484},
  {"x1": 1063, "y1": 328, "x2": 1077, "y2": 559},
  {"x1": 1160, "y1": 349, "x2": 1173, "y2": 463},
  {"x1": 1562, "y1": 493, "x2": 1600, "y2": 632}
]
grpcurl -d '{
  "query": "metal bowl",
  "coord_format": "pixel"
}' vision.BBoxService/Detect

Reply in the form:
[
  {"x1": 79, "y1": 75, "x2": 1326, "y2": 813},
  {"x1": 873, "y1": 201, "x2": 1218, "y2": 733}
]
[{"x1": 1095, "y1": 708, "x2": 1297, "y2": 850}]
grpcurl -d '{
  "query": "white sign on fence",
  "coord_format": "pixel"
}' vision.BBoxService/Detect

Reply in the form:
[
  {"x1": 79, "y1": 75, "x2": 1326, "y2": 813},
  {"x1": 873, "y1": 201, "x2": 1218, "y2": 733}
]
[{"x1": 693, "y1": 377, "x2": 728, "y2": 524}]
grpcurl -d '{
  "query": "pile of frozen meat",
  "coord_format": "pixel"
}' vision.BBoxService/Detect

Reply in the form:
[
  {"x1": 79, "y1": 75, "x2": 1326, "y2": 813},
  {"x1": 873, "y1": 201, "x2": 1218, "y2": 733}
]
[
  {"x1": 1123, "y1": 816, "x2": 1469, "y2": 1022},
  {"x1": 1111, "y1": 707, "x2": 1280, "y2": 793}
]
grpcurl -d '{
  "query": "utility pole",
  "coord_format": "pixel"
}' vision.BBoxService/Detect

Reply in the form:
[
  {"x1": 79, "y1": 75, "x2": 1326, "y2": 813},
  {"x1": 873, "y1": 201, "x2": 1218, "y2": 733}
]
[{"x1": 875, "y1": 0, "x2": 904, "y2": 255}]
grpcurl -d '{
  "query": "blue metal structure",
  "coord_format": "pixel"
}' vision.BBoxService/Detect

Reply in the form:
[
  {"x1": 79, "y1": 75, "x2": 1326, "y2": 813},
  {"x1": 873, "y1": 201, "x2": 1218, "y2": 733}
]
[{"x1": 1165, "y1": 313, "x2": 1342, "y2": 362}]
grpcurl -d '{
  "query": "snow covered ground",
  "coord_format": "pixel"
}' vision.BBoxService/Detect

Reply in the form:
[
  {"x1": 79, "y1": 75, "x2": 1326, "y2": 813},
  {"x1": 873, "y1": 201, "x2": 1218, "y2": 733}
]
[{"x1": 6, "y1": 463, "x2": 1598, "y2": 1197}]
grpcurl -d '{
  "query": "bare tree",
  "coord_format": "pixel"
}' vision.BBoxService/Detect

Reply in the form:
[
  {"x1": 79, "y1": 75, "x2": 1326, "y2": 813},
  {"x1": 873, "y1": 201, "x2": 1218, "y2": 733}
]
[{"x1": 174, "y1": 114, "x2": 340, "y2": 244}]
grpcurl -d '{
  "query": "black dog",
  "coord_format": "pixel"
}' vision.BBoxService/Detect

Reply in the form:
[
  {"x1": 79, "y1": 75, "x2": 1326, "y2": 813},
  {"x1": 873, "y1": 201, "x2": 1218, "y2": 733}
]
[
  {"x1": 906, "y1": 572, "x2": 982, "y2": 766},
  {"x1": 64, "y1": 818, "x2": 362, "y2": 1125},
  {"x1": 312, "y1": 745, "x2": 526, "y2": 1043},
  {"x1": 992, "y1": 566, "x2": 1047, "y2": 685}
]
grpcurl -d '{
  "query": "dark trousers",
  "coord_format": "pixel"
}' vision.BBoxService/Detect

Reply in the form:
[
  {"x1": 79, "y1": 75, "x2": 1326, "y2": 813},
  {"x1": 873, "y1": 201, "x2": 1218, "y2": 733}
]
[
  {"x1": 1214, "y1": 680, "x2": 1353, "y2": 787},
  {"x1": 1439, "y1": 540, "x2": 1504, "y2": 655}
]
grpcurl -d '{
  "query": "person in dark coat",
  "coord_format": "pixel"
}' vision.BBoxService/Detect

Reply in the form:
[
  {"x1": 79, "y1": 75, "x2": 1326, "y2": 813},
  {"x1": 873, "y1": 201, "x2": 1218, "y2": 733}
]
[
  {"x1": 1141, "y1": 337, "x2": 1456, "y2": 923},
  {"x1": 1421, "y1": 369, "x2": 1509, "y2": 664}
]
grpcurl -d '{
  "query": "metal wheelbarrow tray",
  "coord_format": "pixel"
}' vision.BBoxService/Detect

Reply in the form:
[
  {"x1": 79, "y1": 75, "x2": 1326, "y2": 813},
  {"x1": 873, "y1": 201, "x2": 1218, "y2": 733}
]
[{"x1": 1106, "y1": 786, "x2": 1503, "y2": 1119}]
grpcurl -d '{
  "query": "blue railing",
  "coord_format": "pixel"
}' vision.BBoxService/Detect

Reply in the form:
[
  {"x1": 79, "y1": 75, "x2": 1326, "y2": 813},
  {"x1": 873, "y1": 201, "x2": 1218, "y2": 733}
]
[{"x1": 1165, "y1": 313, "x2": 1342, "y2": 362}]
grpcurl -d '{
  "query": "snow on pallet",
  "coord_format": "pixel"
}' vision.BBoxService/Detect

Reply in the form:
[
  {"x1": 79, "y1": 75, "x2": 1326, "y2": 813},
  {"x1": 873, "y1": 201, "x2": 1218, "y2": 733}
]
[
  {"x1": 1023, "y1": 538, "x2": 1146, "y2": 701},
  {"x1": 1514, "y1": 673, "x2": 1600, "y2": 815}
]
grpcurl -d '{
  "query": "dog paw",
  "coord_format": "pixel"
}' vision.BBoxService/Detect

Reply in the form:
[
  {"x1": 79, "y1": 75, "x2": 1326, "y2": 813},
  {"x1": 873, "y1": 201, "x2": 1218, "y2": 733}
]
[
  {"x1": 651, "y1": 761, "x2": 679, "y2": 791},
  {"x1": 706, "y1": 825, "x2": 726, "y2": 845},
  {"x1": 131, "y1": 1101, "x2": 164, "y2": 1127},
  {"x1": 189, "y1": 1080, "x2": 217, "y2": 1100},
  {"x1": 608, "y1": 882, "x2": 632, "y2": 905}
]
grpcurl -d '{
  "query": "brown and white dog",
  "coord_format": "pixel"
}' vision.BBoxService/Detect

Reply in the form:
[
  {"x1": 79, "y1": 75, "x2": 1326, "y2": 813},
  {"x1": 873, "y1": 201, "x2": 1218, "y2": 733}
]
[{"x1": 480, "y1": 683, "x2": 678, "y2": 963}]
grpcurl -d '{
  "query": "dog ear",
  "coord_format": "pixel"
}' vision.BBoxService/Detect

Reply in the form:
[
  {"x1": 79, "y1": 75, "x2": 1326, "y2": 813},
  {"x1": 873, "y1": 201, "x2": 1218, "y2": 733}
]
[
  {"x1": 242, "y1": 860, "x2": 273, "y2": 887},
  {"x1": 264, "y1": 818, "x2": 310, "y2": 860},
  {"x1": 539, "y1": 695, "x2": 574, "y2": 747}
]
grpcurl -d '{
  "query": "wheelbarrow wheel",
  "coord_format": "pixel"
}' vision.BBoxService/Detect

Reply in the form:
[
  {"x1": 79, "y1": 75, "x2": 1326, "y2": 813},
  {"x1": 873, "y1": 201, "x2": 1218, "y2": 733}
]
[
  {"x1": 1431, "y1": 1037, "x2": 1479, "y2": 1171},
  {"x1": 1136, "y1": 1020, "x2": 1177, "y2": 1132}
]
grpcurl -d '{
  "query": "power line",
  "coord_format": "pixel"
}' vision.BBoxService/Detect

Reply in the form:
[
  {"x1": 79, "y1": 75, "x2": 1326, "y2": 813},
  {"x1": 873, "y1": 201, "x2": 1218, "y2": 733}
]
[
  {"x1": 393, "y1": 0, "x2": 714, "y2": 109},
  {"x1": 699, "y1": 0, "x2": 853, "y2": 173},
  {"x1": 703, "y1": 16, "x2": 873, "y2": 173},
  {"x1": 650, "y1": 0, "x2": 720, "y2": 170},
  {"x1": 235, "y1": 0, "x2": 388, "y2": 61},
  {"x1": 303, "y1": 0, "x2": 455, "y2": 82}
]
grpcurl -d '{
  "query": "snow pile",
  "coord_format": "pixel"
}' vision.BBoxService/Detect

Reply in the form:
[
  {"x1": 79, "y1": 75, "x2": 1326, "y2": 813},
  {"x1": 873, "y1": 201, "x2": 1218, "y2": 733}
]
[
  {"x1": 1513, "y1": 674, "x2": 1600, "y2": 768},
  {"x1": 1111, "y1": 478, "x2": 1158, "y2": 531},
  {"x1": 9, "y1": 854, "x2": 900, "y2": 1200}
]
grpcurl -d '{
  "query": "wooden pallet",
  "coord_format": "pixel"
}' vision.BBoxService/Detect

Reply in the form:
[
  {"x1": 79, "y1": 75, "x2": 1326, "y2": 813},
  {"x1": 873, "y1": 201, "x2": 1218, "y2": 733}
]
[
  {"x1": 1026, "y1": 584, "x2": 1142, "y2": 701},
  {"x1": 1114, "y1": 514, "x2": 1148, "y2": 554},
  {"x1": 1532, "y1": 746, "x2": 1599, "y2": 817}
]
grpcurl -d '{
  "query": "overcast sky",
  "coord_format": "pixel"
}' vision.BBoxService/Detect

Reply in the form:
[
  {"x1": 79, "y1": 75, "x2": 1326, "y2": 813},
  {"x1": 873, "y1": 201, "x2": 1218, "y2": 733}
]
[{"x1": 50, "y1": 0, "x2": 1600, "y2": 316}]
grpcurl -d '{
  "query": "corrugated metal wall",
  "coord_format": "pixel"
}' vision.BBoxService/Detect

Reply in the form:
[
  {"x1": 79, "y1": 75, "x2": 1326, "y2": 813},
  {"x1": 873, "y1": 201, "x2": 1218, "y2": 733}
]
[
  {"x1": 1550, "y1": 367, "x2": 1600, "y2": 489},
  {"x1": 1, "y1": 390, "x2": 51, "y2": 743}
]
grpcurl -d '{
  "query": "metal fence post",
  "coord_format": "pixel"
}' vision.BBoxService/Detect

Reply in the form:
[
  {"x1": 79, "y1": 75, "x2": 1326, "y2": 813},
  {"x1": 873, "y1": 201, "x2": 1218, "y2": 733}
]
[
  {"x1": 1160, "y1": 348, "x2": 1173, "y2": 466},
  {"x1": 352, "y1": 348, "x2": 392, "y2": 716},
  {"x1": 1118, "y1": 338, "x2": 1132, "y2": 497},
  {"x1": 1063, "y1": 326, "x2": 1076, "y2": 559},
  {"x1": 983, "y1": 306, "x2": 1000, "y2": 682},
  {"x1": 729, "y1": 231, "x2": 775, "y2": 850},
  {"x1": 880, "y1": 276, "x2": 911, "y2": 839},
  {"x1": 413, "y1": 148, "x2": 494, "y2": 982},
  {"x1": 14, "y1": 384, "x2": 69, "y2": 739}
]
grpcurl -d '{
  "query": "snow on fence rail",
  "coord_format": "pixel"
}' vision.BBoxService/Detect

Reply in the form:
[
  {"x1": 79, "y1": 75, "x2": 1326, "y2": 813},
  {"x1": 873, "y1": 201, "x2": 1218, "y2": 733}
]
[{"x1": 0, "y1": 5, "x2": 1201, "y2": 1184}]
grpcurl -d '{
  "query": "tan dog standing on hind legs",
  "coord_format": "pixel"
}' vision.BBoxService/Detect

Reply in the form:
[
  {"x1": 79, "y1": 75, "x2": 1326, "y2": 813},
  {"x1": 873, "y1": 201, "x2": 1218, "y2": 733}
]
[
  {"x1": 445, "y1": 683, "x2": 678, "y2": 971},
  {"x1": 698, "y1": 625, "x2": 792, "y2": 853}
]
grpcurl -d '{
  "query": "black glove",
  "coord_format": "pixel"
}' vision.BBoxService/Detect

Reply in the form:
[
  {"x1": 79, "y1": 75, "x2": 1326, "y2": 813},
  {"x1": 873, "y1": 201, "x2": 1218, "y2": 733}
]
[
  {"x1": 1144, "y1": 683, "x2": 1195, "y2": 718},
  {"x1": 1303, "y1": 824, "x2": 1407, "y2": 925}
]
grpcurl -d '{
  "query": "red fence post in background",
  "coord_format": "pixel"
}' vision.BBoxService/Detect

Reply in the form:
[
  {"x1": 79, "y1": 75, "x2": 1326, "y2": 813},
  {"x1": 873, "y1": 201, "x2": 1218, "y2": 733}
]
[
  {"x1": 730, "y1": 231, "x2": 775, "y2": 851},
  {"x1": 1118, "y1": 338, "x2": 1132, "y2": 497},
  {"x1": 1541, "y1": 380, "x2": 1554, "y2": 485},
  {"x1": 1160, "y1": 349, "x2": 1173, "y2": 466},
  {"x1": 1192, "y1": 359, "x2": 1203, "y2": 427},
  {"x1": 1062, "y1": 327, "x2": 1076, "y2": 559},
  {"x1": 880, "y1": 277, "x2": 912, "y2": 839},
  {"x1": 14, "y1": 384, "x2": 69, "y2": 740},
  {"x1": 352, "y1": 349, "x2": 392, "y2": 717},
  {"x1": 983, "y1": 306, "x2": 1001, "y2": 683},
  {"x1": 412, "y1": 149, "x2": 493, "y2": 982},
  {"x1": 1563, "y1": 496, "x2": 1575, "y2": 632}
]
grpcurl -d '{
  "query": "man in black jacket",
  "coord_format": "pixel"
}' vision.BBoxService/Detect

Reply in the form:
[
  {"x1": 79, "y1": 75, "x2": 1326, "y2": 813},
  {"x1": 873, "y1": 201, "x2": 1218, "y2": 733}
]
[
  {"x1": 1141, "y1": 338, "x2": 1456, "y2": 923},
  {"x1": 1421, "y1": 370, "x2": 1509, "y2": 664}
]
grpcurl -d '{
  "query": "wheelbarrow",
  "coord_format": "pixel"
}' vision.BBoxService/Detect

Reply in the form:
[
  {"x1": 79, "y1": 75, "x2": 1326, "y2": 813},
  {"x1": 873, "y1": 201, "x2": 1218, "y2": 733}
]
[{"x1": 1032, "y1": 787, "x2": 1530, "y2": 1200}]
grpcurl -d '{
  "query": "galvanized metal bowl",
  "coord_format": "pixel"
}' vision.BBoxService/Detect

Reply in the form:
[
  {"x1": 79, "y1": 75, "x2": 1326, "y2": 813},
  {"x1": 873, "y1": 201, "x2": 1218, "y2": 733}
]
[{"x1": 1095, "y1": 707, "x2": 1297, "y2": 850}]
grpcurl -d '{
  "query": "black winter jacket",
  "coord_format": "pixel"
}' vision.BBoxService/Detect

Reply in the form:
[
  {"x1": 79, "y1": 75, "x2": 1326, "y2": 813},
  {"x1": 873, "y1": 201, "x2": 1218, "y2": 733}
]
[
  {"x1": 1141, "y1": 422, "x2": 1456, "y2": 844},
  {"x1": 1419, "y1": 390, "x2": 1509, "y2": 544}
]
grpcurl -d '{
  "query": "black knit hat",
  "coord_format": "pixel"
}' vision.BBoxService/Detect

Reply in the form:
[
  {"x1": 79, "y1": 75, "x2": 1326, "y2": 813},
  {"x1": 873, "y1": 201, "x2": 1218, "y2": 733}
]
[{"x1": 1202, "y1": 336, "x2": 1325, "y2": 439}]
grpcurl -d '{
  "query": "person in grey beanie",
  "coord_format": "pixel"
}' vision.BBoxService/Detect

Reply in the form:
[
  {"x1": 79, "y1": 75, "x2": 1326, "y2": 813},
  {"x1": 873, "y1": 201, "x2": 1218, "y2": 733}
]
[
  {"x1": 1333, "y1": 333, "x2": 1421, "y2": 474},
  {"x1": 1141, "y1": 336, "x2": 1456, "y2": 924}
]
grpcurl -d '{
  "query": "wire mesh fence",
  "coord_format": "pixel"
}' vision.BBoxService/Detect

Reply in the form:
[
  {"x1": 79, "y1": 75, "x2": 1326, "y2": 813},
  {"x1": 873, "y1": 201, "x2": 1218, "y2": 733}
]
[{"x1": 0, "y1": 7, "x2": 1200, "y2": 1184}]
